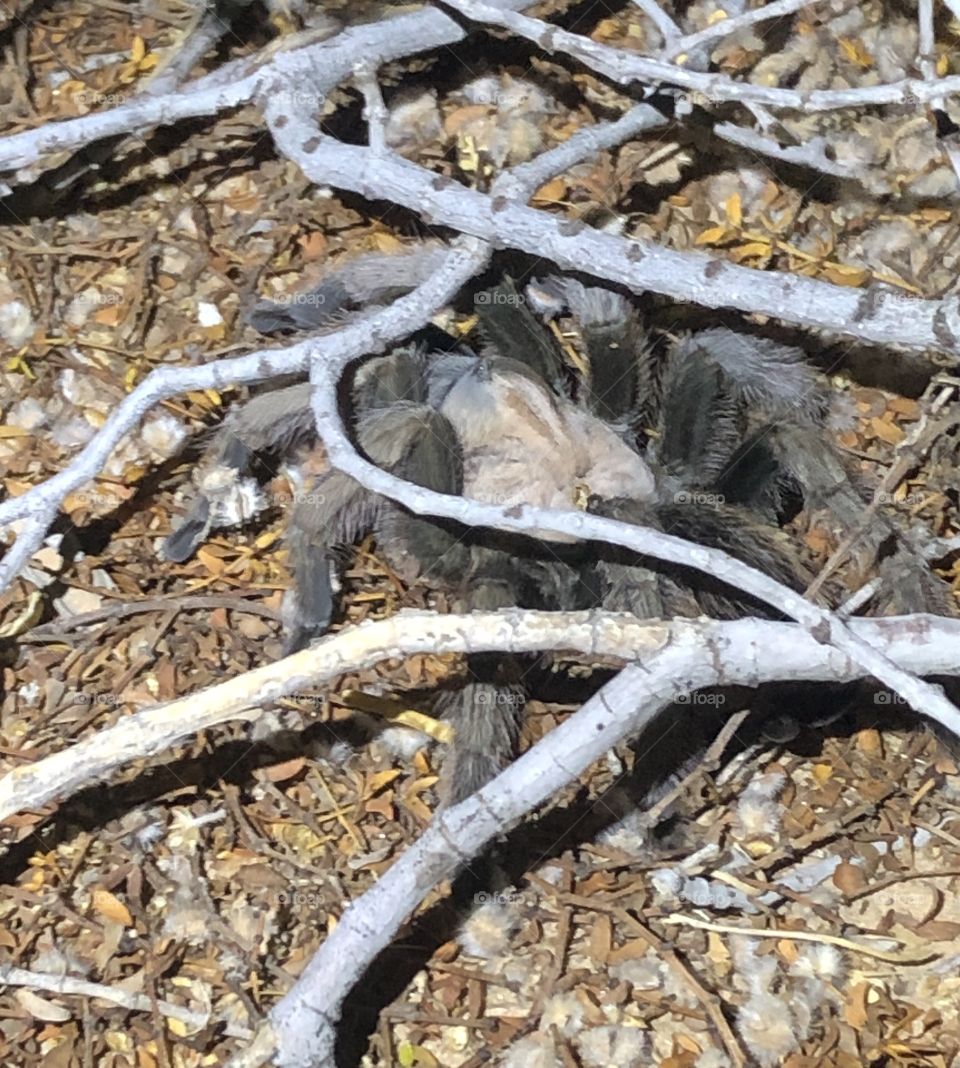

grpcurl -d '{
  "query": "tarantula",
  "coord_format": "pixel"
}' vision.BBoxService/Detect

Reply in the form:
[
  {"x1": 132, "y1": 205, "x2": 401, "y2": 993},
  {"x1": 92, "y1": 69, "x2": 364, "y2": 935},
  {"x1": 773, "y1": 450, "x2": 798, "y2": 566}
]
[{"x1": 164, "y1": 261, "x2": 952, "y2": 805}]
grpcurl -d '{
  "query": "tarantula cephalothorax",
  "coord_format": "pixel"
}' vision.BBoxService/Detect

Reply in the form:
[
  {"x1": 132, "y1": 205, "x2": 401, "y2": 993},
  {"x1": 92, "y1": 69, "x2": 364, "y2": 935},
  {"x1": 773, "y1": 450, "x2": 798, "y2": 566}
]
[{"x1": 164, "y1": 271, "x2": 951, "y2": 804}]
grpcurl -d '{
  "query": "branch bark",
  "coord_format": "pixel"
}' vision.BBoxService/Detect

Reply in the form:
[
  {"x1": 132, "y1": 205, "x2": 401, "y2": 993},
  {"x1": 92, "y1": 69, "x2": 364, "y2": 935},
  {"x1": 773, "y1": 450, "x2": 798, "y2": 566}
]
[
  {"x1": 263, "y1": 103, "x2": 960, "y2": 354},
  {"x1": 306, "y1": 335, "x2": 960, "y2": 740},
  {"x1": 443, "y1": 0, "x2": 960, "y2": 111},
  {"x1": 0, "y1": 237, "x2": 490, "y2": 591},
  {"x1": 251, "y1": 610, "x2": 954, "y2": 1067}
]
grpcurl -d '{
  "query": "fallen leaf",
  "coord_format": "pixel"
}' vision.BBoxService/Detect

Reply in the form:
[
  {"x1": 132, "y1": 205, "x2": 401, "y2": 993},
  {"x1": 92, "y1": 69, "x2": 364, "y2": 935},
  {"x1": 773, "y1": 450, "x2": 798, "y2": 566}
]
[
  {"x1": 92, "y1": 887, "x2": 133, "y2": 926},
  {"x1": 833, "y1": 861, "x2": 867, "y2": 897}
]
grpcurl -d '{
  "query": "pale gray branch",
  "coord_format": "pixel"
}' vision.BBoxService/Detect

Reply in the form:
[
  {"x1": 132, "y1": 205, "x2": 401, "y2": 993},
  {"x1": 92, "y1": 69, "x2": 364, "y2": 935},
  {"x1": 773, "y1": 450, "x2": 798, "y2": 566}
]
[
  {"x1": 0, "y1": 965, "x2": 248, "y2": 1038},
  {"x1": 918, "y1": 0, "x2": 937, "y2": 85},
  {"x1": 713, "y1": 120, "x2": 866, "y2": 180},
  {"x1": 443, "y1": 0, "x2": 960, "y2": 110},
  {"x1": 492, "y1": 101, "x2": 667, "y2": 198},
  {"x1": 0, "y1": 238, "x2": 490, "y2": 589},
  {"x1": 631, "y1": 0, "x2": 681, "y2": 47},
  {"x1": 260, "y1": 610, "x2": 957, "y2": 1067},
  {"x1": 0, "y1": 7, "x2": 466, "y2": 176},
  {"x1": 664, "y1": 0, "x2": 812, "y2": 63},
  {"x1": 263, "y1": 101, "x2": 960, "y2": 353}
]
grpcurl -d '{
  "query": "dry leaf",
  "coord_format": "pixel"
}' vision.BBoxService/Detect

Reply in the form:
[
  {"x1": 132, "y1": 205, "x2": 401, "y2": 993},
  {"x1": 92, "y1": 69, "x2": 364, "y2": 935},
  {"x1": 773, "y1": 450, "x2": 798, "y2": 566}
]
[
  {"x1": 870, "y1": 417, "x2": 906, "y2": 446},
  {"x1": 532, "y1": 176, "x2": 567, "y2": 204},
  {"x1": 820, "y1": 264, "x2": 871, "y2": 286},
  {"x1": 297, "y1": 232, "x2": 328, "y2": 260},
  {"x1": 833, "y1": 860, "x2": 867, "y2": 897},
  {"x1": 837, "y1": 37, "x2": 874, "y2": 68},
  {"x1": 257, "y1": 757, "x2": 307, "y2": 783},
  {"x1": 92, "y1": 887, "x2": 133, "y2": 926},
  {"x1": 695, "y1": 225, "x2": 731, "y2": 245}
]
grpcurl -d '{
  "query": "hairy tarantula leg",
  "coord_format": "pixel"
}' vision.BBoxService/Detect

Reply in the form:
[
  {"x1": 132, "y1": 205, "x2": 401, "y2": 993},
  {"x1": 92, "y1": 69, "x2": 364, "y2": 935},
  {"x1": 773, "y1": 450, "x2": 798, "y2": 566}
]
[
  {"x1": 435, "y1": 668, "x2": 526, "y2": 807},
  {"x1": 652, "y1": 330, "x2": 832, "y2": 512},
  {"x1": 770, "y1": 426, "x2": 955, "y2": 615},
  {"x1": 163, "y1": 497, "x2": 212, "y2": 564},
  {"x1": 435, "y1": 573, "x2": 528, "y2": 807},
  {"x1": 163, "y1": 382, "x2": 316, "y2": 563},
  {"x1": 284, "y1": 386, "x2": 468, "y2": 652},
  {"x1": 534, "y1": 277, "x2": 655, "y2": 427},
  {"x1": 282, "y1": 467, "x2": 385, "y2": 653},
  {"x1": 677, "y1": 329, "x2": 829, "y2": 424},
  {"x1": 473, "y1": 276, "x2": 566, "y2": 392},
  {"x1": 590, "y1": 495, "x2": 809, "y2": 620},
  {"x1": 653, "y1": 344, "x2": 744, "y2": 489},
  {"x1": 247, "y1": 241, "x2": 452, "y2": 334}
]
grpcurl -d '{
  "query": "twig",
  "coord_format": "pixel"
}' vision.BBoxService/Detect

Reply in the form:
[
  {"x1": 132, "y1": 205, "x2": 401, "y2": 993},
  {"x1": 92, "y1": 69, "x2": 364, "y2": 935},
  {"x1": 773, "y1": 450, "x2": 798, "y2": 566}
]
[
  {"x1": 0, "y1": 964, "x2": 251, "y2": 1037},
  {"x1": 491, "y1": 101, "x2": 667, "y2": 199},
  {"x1": 631, "y1": 0, "x2": 681, "y2": 47},
  {"x1": 443, "y1": 0, "x2": 960, "y2": 111},
  {"x1": 713, "y1": 121, "x2": 865, "y2": 180},
  {"x1": 918, "y1": 0, "x2": 937, "y2": 85},
  {"x1": 354, "y1": 62, "x2": 388, "y2": 156},
  {"x1": 664, "y1": 0, "x2": 812, "y2": 63},
  {"x1": 660, "y1": 914, "x2": 935, "y2": 965},
  {"x1": 19, "y1": 594, "x2": 283, "y2": 642}
]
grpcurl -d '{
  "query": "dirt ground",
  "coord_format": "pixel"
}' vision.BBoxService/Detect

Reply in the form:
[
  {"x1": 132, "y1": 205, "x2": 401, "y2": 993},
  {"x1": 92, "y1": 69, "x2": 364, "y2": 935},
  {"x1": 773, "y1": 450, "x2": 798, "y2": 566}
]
[{"x1": 2, "y1": 1, "x2": 960, "y2": 1065}]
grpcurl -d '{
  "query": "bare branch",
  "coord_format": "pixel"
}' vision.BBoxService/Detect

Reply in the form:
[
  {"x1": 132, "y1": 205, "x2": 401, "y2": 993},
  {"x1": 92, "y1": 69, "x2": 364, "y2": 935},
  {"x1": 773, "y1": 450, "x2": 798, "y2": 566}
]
[
  {"x1": 4, "y1": 609, "x2": 957, "y2": 829},
  {"x1": 307, "y1": 357, "x2": 960, "y2": 738},
  {"x1": 263, "y1": 103, "x2": 960, "y2": 353},
  {"x1": 713, "y1": 120, "x2": 866, "y2": 180},
  {"x1": 664, "y1": 0, "x2": 812, "y2": 63},
  {"x1": 0, "y1": 7, "x2": 466, "y2": 176},
  {"x1": 354, "y1": 61, "x2": 389, "y2": 156},
  {"x1": 492, "y1": 102, "x2": 667, "y2": 198},
  {"x1": 631, "y1": 0, "x2": 681, "y2": 47},
  {"x1": 0, "y1": 609, "x2": 660, "y2": 821},
  {"x1": 0, "y1": 237, "x2": 490, "y2": 589},
  {"x1": 443, "y1": 0, "x2": 960, "y2": 111},
  {"x1": 256, "y1": 610, "x2": 957, "y2": 1067},
  {"x1": 0, "y1": 965, "x2": 247, "y2": 1038},
  {"x1": 918, "y1": 0, "x2": 937, "y2": 84}
]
